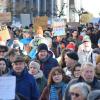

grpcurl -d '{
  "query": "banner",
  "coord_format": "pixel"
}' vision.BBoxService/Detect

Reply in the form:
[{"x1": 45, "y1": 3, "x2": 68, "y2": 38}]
[{"x1": 0, "y1": 25, "x2": 10, "y2": 41}]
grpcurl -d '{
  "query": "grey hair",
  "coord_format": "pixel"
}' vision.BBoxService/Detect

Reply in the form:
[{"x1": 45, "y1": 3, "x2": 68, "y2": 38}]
[
  {"x1": 69, "y1": 82, "x2": 91, "y2": 98},
  {"x1": 81, "y1": 62, "x2": 95, "y2": 70}
]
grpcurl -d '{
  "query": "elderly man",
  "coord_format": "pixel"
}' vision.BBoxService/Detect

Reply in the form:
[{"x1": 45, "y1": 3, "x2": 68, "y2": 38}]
[
  {"x1": 64, "y1": 62, "x2": 100, "y2": 100},
  {"x1": 63, "y1": 51, "x2": 79, "y2": 78},
  {"x1": 9, "y1": 55, "x2": 39, "y2": 100},
  {"x1": 78, "y1": 36, "x2": 97, "y2": 66}
]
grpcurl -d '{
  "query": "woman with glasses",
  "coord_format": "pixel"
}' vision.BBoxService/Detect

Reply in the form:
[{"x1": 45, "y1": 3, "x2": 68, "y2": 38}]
[{"x1": 69, "y1": 82, "x2": 91, "y2": 100}]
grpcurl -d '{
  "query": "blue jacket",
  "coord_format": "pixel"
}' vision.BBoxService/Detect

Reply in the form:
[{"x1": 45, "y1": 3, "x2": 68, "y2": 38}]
[
  {"x1": 9, "y1": 69, "x2": 39, "y2": 100},
  {"x1": 36, "y1": 55, "x2": 59, "y2": 79}
]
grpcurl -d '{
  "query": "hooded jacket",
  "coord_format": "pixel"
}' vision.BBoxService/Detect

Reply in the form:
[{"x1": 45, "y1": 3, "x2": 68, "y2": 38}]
[{"x1": 36, "y1": 54, "x2": 59, "y2": 79}]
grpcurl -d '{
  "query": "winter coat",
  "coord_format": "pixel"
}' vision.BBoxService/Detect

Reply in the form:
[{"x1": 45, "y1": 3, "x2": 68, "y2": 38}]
[
  {"x1": 9, "y1": 69, "x2": 40, "y2": 100},
  {"x1": 36, "y1": 54, "x2": 59, "y2": 79},
  {"x1": 64, "y1": 76, "x2": 100, "y2": 100},
  {"x1": 78, "y1": 48, "x2": 97, "y2": 66}
]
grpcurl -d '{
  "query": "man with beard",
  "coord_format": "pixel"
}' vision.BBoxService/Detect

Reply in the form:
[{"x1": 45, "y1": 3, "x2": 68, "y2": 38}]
[
  {"x1": 78, "y1": 36, "x2": 97, "y2": 66},
  {"x1": 35, "y1": 43, "x2": 58, "y2": 79}
]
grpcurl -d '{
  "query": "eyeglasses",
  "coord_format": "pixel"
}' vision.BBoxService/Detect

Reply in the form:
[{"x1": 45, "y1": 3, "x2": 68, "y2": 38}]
[{"x1": 70, "y1": 92, "x2": 80, "y2": 97}]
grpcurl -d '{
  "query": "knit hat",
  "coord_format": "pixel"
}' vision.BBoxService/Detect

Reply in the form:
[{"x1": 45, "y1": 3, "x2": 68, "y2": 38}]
[
  {"x1": 82, "y1": 35, "x2": 91, "y2": 43},
  {"x1": 37, "y1": 43, "x2": 48, "y2": 53},
  {"x1": 96, "y1": 55, "x2": 100, "y2": 64},
  {"x1": 29, "y1": 61, "x2": 40, "y2": 71},
  {"x1": 66, "y1": 43, "x2": 76, "y2": 51},
  {"x1": 67, "y1": 52, "x2": 79, "y2": 61}
]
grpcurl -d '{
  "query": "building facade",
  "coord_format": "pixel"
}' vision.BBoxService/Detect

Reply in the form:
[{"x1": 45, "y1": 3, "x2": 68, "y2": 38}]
[{"x1": 5, "y1": 0, "x2": 81, "y2": 23}]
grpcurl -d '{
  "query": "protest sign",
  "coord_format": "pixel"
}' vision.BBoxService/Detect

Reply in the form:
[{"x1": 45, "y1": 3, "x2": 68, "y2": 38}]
[
  {"x1": 0, "y1": 76, "x2": 16, "y2": 99},
  {"x1": 33, "y1": 16, "x2": 48, "y2": 31},
  {"x1": 0, "y1": 12, "x2": 11, "y2": 22},
  {"x1": 0, "y1": 25, "x2": 10, "y2": 41},
  {"x1": 52, "y1": 18, "x2": 66, "y2": 36}
]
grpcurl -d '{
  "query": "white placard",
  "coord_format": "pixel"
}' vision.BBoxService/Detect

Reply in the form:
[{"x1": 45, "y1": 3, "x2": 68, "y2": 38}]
[{"x1": 0, "y1": 76, "x2": 16, "y2": 100}]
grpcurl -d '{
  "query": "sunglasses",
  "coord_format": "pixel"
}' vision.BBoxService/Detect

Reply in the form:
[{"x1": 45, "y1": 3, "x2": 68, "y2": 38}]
[{"x1": 70, "y1": 92, "x2": 80, "y2": 97}]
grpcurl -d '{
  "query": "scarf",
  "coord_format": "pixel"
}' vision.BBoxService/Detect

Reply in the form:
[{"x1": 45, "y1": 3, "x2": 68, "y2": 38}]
[
  {"x1": 49, "y1": 82, "x2": 67, "y2": 100},
  {"x1": 33, "y1": 70, "x2": 43, "y2": 79}
]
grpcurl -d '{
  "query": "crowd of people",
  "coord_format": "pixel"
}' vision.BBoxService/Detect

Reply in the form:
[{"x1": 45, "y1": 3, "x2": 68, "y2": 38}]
[{"x1": 0, "y1": 22, "x2": 100, "y2": 100}]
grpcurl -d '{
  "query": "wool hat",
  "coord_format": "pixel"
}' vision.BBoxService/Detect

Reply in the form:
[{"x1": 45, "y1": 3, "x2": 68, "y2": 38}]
[
  {"x1": 29, "y1": 61, "x2": 40, "y2": 71},
  {"x1": 82, "y1": 35, "x2": 91, "y2": 43},
  {"x1": 67, "y1": 52, "x2": 79, "y2": 61},
  {"x1": 37, "y1": 43, "x2": 48, "y2": 53},
  {"x1": 66, "y1": 43, "x2": 76, "y2": 51}
]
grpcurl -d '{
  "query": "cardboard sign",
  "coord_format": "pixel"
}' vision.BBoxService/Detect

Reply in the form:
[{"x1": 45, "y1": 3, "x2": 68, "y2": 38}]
[
  {"x1": 0, "y1": 25, "x2": 10, "y2": 41},
  {"x1": 80, "y1": 13, "x2": 93, "y2": 24},
  {"x1": 0, "y1": 76, "x2": 16, "y2": 99},
  {"x1": 0, "y1": 12, "x2": 11, "y2": 22},
  {"x1": 33, "y1": 16, "x2": 48, "y2": 31}
]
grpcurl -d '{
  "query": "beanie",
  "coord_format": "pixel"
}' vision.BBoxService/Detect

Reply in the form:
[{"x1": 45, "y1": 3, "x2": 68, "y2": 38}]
[
  {"x1": 37, "y1": 43, "x2": 48, "y2": 53},
  {"x1": 66, "y1": 43, "x2": 76, "y2": 51},
  {"x1": 29, "y1": 61, "x2": 40, "y2": 71},
  {"x1": 67, "y1": 52, "x2": 79, "y2": 61}
]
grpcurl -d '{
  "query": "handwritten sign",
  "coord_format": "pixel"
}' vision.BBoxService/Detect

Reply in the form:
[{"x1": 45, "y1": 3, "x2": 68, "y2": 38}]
[
  {"x1": 0, "y1": 25, "x2": 10, "y2": 41},
  {"x1": 33, "y1": 16, "x2": 48, "y2": 31},
  {"x1": 0, "y1": 76, "x2": 16, "y2": 99},
  {"x1": 0, "y1": 12, "x2": 11, "y2": 22}
]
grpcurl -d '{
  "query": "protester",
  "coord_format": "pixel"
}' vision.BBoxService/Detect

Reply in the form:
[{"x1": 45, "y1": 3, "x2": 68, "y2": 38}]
[
  {"x1": 28, "y1": 61, "x2": 47, "y2": 94},
  {"x1": 95, "y1": 54, "x2": 100, "y2": 79},
  {"x1": 64, "y1": 62, "x2": 100, "y2": 100},
  {"x1": 40, "y1": 67, "x2": 68, "y2": 100},
  {"x1": 67, "y1": 30, "x2": 82, "y2": 47},
  {"x1": 93, "y1": 38, "x2": 100, "y2": 54},
  {"x1": 35, "y1": 43, "x2": 59, "y2": 79},
  {"x1": 0, "y1": 58, "x2": 10, "y2": 76},
  {"x1": 57, "y1": 48, "x2": 72, "y2": 69},
  {"x1": 78, "y1": 36, "x2": 97, "y2": 66},
  {"x1": 69, "y1": 82, "x2": 91, "y2": 100},
  {"x1": 0, "y1": 41, "x2": 8, "y2": 58},
  {"x1": 72, "y1": 63, "x2": 81, "y2": 78},
  {"x1": 63, "y1": 51, "x2": 79, "y2": 78},
  {"x1": 9, "y1": 55, "x2": 39, "y2": 100}
]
